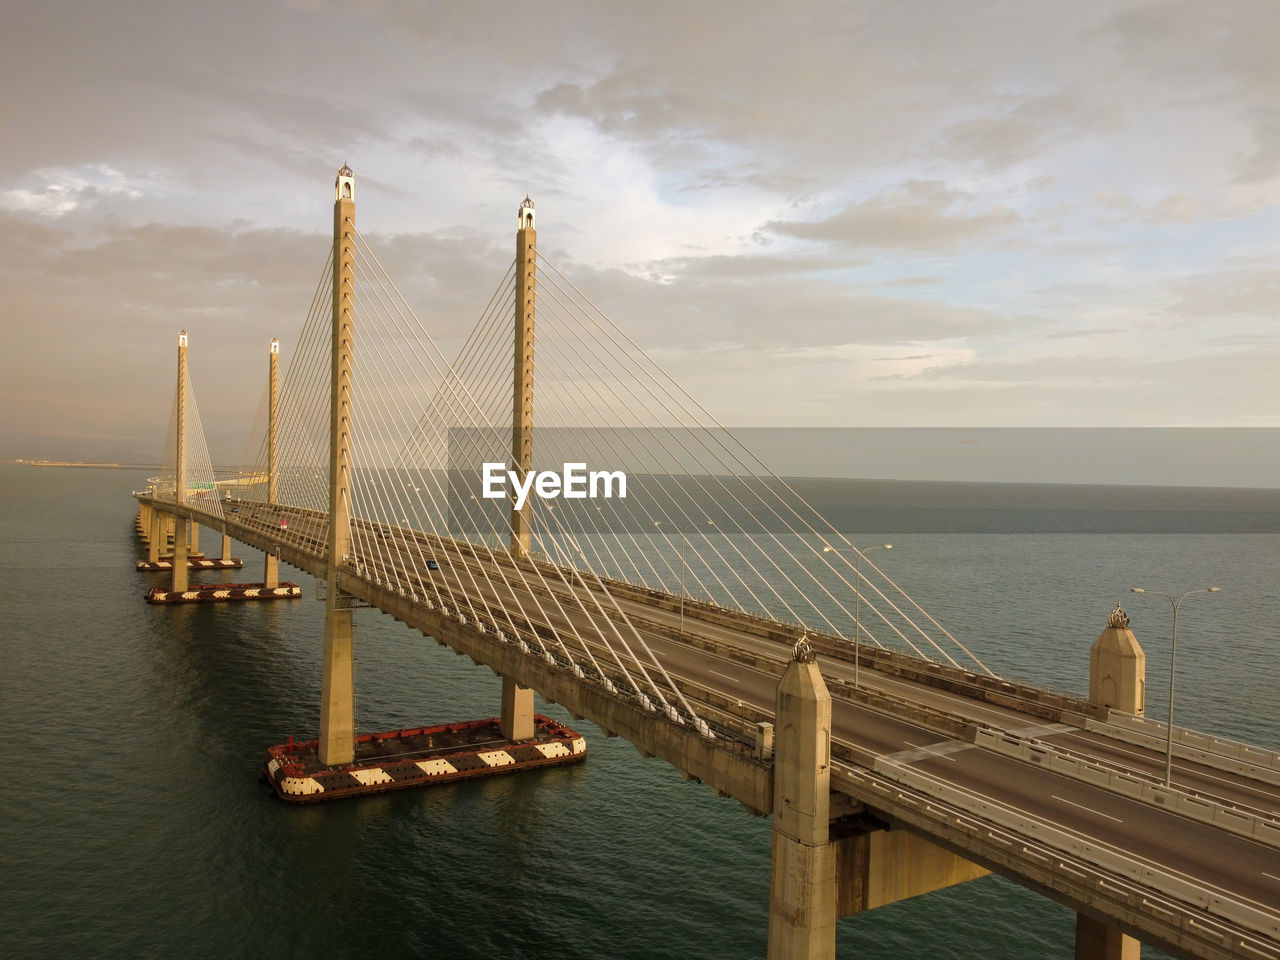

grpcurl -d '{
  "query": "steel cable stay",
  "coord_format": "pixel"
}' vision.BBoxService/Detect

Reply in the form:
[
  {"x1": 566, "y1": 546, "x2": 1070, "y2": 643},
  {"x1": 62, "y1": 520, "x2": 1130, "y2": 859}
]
[
  {"x1": 532, "y1": 284, "x2": 794, "y2": 621},
  {"x1": 346, "y1": 250, "x2": 554, "y2": 652},
  {"x1": 343, "y1": 234, "x2": 706, "y2": 718},
  {"x1": 342, "y1": 243, "x2": 643, "y2": 694},
  {"x1": 535, "y1": 269, "x2": 871, "y2": 646},
  {"x1": 254, "y1": 246, "x2": 334, "y2": 517},
  {"x1": 538, "y1": 256, "x2": 993, "y2": 674}
]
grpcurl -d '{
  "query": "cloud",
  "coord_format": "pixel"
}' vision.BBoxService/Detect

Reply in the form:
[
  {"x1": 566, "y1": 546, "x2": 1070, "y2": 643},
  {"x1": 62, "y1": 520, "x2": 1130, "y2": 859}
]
[
  {"x1": 940, "y1": 91, "x2": 1126, "y2": 171},
  {"x1": 763, "y1": 181, "x2": 1020, "y2": 253},
  {"x1": 0, "y1": 165, "x2": 153, "y2": 217}
]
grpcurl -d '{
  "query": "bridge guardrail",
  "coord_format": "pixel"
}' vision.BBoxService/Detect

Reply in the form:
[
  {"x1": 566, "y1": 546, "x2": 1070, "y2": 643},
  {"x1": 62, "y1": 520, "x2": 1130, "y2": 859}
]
[
  {"x1": 868, "y1": 753, "x2": 1280, "y2": 944},
  {"x1": 832, "y1": 755, "x2": 1280, "y2": 960},
  {"x1": 1093, "y1": 713, "x2": 1280, "y2": 788},
  {"x1": 586, "y1": 570, "x2": 1099, "y2": 717},
  {"x1": 975, "y1": 728, "x2": 1280, "y2": 850}
]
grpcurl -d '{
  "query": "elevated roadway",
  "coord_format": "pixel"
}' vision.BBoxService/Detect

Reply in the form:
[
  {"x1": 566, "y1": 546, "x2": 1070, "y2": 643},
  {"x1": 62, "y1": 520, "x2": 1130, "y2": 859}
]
[{"x1": 138, "y1": 493, "x2": 1280, "y2": 960}]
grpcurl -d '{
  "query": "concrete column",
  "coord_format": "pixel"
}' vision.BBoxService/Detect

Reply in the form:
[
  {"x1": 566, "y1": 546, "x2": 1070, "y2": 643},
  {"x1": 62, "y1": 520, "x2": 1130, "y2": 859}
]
[
  {"x1": 268, "y1": 338, "x2": 279, "y2": 504},
  {"x1": 172, "y1": 513, "x2": 188, "y2": 591},
  {"x1": 264, "y1": 338, "x2": 280, "y2": 590},
  {"x1": 139, "y1": 503, "x2": 151, "y2": 538},
  {"x1": 221, "y1": 533, "x2": 232, "y2": 562},
  {"x1": 320, "y1": 600, "x2": 355, "y2": 765},
  {"x1": 768, "y1": 639, "x2": 836, "y2": 960},
  {"x1": 1090, "y1": 604, "x2": 1146, "y2": 715},
  {"x1": 500, "y1": 675, "x2": 535, "y2": 741},
  {"x1": 1075, "y1": 913, "x2": 1139, "y2": 960},
  {"x1": 511, "y1": 197, "x2": 536, "y2": 558},
  {"x1": 1080, "y1": 605, "x2": 1143, "y2": 957},
  {"x1": 188, "y1": 520, "x2": 199, "y2": 555},
  {"x1": 320, "y1": 165, "x2": 357, "y2": 768},
  {"x1": 148, "y1": 510, "x2": 162, "y2": 563},
  {"x1": 171, "y1": 331, "x2": 189, "y2": 594}
]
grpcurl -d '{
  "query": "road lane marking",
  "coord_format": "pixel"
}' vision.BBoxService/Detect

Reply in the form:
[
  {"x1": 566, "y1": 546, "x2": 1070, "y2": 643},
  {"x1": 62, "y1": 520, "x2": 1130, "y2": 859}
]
[
  {"x1": 1264, "y1": 872, "x2": 1280, "y2": 882},
  {"x1": 1051, "y1": 795, "x2": 1124, "y2": 823},
  {"x1": 708, "y1": 669, "x2": 741, "y2": 684},
  {"x1": 901, "y1": 739, "x2": 957, "y2": 762},
  {"x1": 883, "y1": 740, "x2": 972, "y2": 765}
]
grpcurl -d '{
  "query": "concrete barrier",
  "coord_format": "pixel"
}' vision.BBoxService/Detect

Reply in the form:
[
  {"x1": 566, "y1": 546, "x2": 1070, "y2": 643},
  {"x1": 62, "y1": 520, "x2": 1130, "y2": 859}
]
[
  {"x1": 1096, "y1": 712, "x2": 1280, "y2": 787},
  {"x1": 871, "y1": 754, "x2": 1280, "y2": 942},
  {"x1": 974, "y1": 728, "x2": 1280, "y2": 851}
]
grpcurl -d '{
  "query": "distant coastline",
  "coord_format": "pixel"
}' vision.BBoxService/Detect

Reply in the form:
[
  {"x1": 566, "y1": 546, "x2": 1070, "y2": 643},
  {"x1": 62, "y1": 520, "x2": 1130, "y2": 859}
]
[{"x1": 9, "y1": 459, "x2": 158, "y2": 470}]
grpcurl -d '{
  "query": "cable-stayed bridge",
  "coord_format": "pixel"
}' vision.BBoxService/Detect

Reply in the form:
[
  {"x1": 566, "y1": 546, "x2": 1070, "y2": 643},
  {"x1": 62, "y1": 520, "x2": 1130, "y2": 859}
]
[{"x1": 134, "y1": 169, "x2": 1280, "y2": 960}]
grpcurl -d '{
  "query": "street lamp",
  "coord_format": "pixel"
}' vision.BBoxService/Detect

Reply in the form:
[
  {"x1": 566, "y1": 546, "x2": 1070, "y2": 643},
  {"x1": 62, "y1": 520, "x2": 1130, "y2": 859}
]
[
  {"x1": 823, "y1": 542, "x2": 892, "y2": 688},
  {"x1": 656, "y1": 520, "x2": 715, "y2": 634},
  {"x1": 1128, "y1": 585, "x2": 1221, "y2": 787}
]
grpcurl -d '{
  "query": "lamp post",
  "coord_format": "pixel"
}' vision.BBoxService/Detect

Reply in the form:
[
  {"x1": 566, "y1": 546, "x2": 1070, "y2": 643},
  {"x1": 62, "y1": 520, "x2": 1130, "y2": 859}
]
[
  {"x1": 656, "y1": 520, "x2": 715, "y2": 634},
  {"x1": 1128, "y1": 585, "x2": 1220, "y2": 787},
  {"x1": 823, "y1": 542, "x2": 892, "y2": 689}
]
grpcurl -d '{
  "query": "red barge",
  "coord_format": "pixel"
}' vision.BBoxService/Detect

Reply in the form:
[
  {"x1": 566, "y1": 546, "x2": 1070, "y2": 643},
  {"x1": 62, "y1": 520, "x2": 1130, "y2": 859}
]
[
  {"x1": 146, "y1": 582, "x2": 303, "y2": 603},
  {"x1": 262, "y1": 714, "x2": 586, "y2": 803}
]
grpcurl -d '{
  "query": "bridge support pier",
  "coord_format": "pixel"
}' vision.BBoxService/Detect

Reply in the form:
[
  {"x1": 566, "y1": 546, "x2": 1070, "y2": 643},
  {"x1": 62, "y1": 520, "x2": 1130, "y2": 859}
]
[
  {"x1": 767, "y1": 644, "x2": 836, "y2": 960},
  {"x1": 148, "y1": 510, "x2": 162, "y2": 563},
  {"x1": 189, "y1": 521, "x2": 200, "y2": 556},
  {"x1": 221, "y1": 533, "x2": 232, "y2": 563},
  {"x1": 500, "y1": 676, "x2": 535, "y2": 741},
  {"x1": 264, "y1": 549, "x2": 279, "y2": 589},
  {"x1": 1075, "y1": 913, "x2": 1139, "y2": 960},
  {"x1": 1076, "y1": 605, "x2": 1144, "y2": 959},
  {"x1": 832, "y1": 821, "x2": 988, "y2": 914},
  {"x1": 320, "y1": 600, "x2": 355, "y2": 766},
  {"x1": 171, "y1": 512, "x2": 188, "y2": 592}
]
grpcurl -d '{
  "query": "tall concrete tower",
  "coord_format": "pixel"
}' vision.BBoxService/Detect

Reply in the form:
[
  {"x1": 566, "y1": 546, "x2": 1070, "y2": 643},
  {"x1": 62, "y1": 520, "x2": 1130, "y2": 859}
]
[
  {"x1": 264, "y1": 338, "x2": 280, "y2": 589},
  {"x1": 500, "y1": 197, "x2": 539, "y2": 741},
  {"x1": 511, "y1": 196, "x2": 536, "y2": 558},
  {"x1": 171, "y1": 330, "x2": 190, "y2": 593},
  {"x1": 320, "y1": 165, "x2": 357, "y2": 767}
]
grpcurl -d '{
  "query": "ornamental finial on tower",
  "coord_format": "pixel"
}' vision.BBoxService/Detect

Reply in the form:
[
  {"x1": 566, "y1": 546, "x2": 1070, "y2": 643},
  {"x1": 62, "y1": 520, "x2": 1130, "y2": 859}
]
[
  {"x1": 336, "y1": 164, "x2": 355, "y2": 201},
  {"x1": 270, "y1": 338, "x2": 279, "y2": 354},
  {"x1": 518, "y1": 196, "x2": 535, "y2": 230},
  {"x1": 179, "y1": 330, "x2": 188, "y2": 347},
  {"x1": 1107, "y1": 603, "x2": 1130, "y2": 629},
  {"x1": 793, "y1": 635, "x2": 816, "y2": 663}
]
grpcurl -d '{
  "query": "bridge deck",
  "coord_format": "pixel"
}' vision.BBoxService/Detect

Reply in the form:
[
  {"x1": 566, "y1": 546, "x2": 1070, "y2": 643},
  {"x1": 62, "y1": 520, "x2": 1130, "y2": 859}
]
[{"x1": 140, "y1": 494, "x2": 1280, "y2": 960}]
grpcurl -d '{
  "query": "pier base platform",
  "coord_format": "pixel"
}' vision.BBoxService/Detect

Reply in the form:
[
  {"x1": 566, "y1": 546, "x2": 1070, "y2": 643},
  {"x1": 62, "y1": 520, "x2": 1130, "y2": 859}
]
[
  {"x1": 146, "y1": 582, "x2": 302, "y2": 603},
  {"x1": 262, "y1": 715, "x2": 587, "y2": 803},
  {"x1": 136, "y1": 557, "x2": 243, "y2": 571}
]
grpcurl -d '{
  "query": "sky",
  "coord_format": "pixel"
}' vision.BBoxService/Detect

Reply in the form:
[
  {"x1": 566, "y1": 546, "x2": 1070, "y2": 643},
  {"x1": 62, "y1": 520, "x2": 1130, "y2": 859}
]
[{"x1": 1, "y1": 0, "x2": 1277, "y2": 482}]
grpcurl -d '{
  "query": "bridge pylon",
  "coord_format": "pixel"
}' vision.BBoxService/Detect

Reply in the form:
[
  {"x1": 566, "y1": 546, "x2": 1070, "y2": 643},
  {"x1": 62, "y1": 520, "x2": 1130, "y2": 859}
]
[
  {"x1": 503, "y1": 197, "x2": 539, "y2": 741},
  {"x1": 319, "y1": 165, "x2": 358, "y2": 767},
  {"x1": 171, "y1": 331, "x2": 190, "y2": 593},
  {"x1": 264, "y1": 338, "x2": 280, "y2": 589}
]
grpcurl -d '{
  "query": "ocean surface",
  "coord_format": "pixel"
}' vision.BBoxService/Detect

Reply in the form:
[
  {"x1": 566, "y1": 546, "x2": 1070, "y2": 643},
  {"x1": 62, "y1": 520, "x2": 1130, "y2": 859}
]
[{"x1": 1, "y1": 462, "x2": 1277, "y2": 959}]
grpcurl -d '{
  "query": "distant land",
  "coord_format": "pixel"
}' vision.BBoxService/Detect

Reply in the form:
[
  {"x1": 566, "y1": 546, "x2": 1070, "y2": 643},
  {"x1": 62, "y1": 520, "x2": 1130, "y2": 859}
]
[{"x1": 8, "y1": 459, "x2": 159, "y2": 469}]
